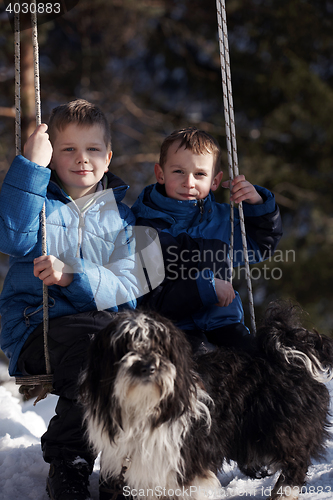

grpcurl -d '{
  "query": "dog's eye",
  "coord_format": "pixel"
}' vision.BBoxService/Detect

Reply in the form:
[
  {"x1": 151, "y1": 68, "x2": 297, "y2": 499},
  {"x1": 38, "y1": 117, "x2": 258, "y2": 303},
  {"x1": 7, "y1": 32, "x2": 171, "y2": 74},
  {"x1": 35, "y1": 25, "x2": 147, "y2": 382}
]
[{"x1": 120, "y1": 352, "x2": 136, "y2": 362}]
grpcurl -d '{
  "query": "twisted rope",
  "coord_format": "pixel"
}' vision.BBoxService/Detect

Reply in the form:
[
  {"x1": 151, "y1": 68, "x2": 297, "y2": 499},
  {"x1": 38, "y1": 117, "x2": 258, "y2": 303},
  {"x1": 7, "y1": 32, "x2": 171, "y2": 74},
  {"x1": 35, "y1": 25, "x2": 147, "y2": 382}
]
[
  {"x1": 31, "y1": 2, "x2": 51, "y2": 377},
  {"x1": 216, "y1": 0, "x2": 256, "y2": 333},
  {"x1": 14, "y1": 13, "x2": 21, "y2": 155}
]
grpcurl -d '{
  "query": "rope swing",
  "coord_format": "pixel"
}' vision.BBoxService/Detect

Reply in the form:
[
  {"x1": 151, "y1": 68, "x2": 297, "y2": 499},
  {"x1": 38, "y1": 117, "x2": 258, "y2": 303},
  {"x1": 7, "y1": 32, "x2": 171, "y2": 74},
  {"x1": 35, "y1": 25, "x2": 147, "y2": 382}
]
[
  {"x1": 14, "y1": 2, "x2": 53, "y2": 403},
  {"x1": 12, "y1": 2, "x2": 256, "y2": 403},
  {"x1": 216, "y1": 0, "x2": 256, "y2": 333}
]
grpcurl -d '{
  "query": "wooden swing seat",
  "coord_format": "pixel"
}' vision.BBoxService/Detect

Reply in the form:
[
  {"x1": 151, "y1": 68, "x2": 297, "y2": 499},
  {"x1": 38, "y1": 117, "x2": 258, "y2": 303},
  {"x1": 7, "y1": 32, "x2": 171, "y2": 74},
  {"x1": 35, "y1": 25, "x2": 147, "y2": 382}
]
[
  {"x1": 15, "y1": 374, "x2": 53, "y2": 386},
  {"x1": 15, "y1": 374, "x2": 53, "y2": 404}
]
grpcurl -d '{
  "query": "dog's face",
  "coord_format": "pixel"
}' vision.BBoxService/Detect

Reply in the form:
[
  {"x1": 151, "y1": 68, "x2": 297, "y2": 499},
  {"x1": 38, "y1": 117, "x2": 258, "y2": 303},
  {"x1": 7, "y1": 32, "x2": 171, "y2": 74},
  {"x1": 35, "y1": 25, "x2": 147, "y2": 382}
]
[
  {"x1": 111, "y1": 313, "x2": 178, "y2": 414},
  {"x1": 80, "y1": 310, "x2": 197, "y2": 433}
]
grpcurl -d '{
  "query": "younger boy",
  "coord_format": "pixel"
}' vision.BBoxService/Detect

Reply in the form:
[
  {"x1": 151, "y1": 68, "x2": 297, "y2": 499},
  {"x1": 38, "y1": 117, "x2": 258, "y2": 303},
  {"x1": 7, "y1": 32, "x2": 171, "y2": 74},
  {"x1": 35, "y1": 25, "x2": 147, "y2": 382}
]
[
  {"x1": 132, "y1": 127, "x2": 283, "y2": 351},
  {"x1": 0, "y1": 99, "x2": 143, "y2": 500}
]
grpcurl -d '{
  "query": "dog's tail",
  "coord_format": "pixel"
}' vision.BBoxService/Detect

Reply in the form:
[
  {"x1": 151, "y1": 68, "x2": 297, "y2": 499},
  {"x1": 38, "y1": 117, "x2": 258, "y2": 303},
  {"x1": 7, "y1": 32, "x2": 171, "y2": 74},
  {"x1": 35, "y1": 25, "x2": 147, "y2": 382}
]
[{"x1": 257, "y1": 301, "x2": 333, "y2": 384}]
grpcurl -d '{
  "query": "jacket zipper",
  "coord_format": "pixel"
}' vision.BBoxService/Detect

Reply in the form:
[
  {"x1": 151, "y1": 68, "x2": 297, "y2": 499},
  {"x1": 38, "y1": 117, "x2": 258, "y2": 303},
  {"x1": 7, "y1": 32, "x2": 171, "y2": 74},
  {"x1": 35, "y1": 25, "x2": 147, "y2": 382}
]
[
  {"x1": 198, "y1": 199, "x2": 204, "y2": 222},
  {"x1": 77, "y1": 212, "x2": 85, "y2": 258},
  {"x1": 74, "y1": 194, "x2": 104, "y2": 257}
]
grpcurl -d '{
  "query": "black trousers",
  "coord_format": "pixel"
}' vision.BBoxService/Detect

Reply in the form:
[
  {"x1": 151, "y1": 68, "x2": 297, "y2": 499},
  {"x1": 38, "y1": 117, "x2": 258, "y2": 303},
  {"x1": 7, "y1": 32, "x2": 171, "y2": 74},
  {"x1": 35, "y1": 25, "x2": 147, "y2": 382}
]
[
  {"x1": 184, "y1": 322, "x2": 256, "y2": 355},
  {"x1": 17, "y1": 310, "x2": 116, "y2": 465}
]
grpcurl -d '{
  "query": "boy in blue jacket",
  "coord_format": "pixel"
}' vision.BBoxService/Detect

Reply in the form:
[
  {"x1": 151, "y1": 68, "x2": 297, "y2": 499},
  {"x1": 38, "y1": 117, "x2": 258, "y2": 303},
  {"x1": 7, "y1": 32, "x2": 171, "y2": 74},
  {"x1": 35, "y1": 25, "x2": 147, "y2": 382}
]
[
  {"x1": 132, "y1": 127, "x2": 283, "y2": 352},
  {"x1": 0, "y1": 99, "x2": 147, "y2": 500}
]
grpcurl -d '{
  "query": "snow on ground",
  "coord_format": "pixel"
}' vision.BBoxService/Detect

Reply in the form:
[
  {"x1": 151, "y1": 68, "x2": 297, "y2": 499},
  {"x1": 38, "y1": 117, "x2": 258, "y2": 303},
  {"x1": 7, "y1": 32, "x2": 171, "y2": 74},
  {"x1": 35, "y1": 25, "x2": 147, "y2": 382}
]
[{"x1": 0, "y1": 363, "x2": 333, "y2": 500}]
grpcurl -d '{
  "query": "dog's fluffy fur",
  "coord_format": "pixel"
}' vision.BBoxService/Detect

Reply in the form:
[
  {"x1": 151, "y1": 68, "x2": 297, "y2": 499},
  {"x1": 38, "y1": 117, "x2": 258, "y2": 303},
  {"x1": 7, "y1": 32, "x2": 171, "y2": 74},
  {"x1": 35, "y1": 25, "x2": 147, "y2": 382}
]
[{"x1": 80, "y1": 302, "x2": 333, "y2": 500}]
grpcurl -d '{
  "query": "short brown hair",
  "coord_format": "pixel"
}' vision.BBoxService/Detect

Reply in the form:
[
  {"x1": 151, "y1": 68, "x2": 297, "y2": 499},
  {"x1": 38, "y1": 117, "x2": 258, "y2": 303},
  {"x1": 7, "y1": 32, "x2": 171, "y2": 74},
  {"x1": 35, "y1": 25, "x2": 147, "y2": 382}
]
[
  {"x1": 48, "y1": 99, "x2": 112, "y2": 151},
  {"x1": 159, "y1": 127, "x2": 222, "y2": 176}
]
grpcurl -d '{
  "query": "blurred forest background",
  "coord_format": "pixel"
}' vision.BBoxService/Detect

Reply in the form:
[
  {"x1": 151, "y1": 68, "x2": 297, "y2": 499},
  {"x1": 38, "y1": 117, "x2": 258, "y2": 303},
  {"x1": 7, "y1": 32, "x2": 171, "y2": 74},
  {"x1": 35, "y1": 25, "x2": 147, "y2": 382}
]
[{"x1": 0, "y1": 0, "x2": 332, "y2": 339}]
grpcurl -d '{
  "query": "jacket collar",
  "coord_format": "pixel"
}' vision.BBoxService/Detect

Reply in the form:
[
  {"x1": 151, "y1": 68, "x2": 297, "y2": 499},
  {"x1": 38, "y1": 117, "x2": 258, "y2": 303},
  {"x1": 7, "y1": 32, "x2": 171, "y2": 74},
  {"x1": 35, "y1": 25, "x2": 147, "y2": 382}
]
[
  {"x1": 133, "y1": 183, "x2": 214, "y2": 222},
  {"x1": 48, "y1": 170, "x2": 129, "y2": 204}
]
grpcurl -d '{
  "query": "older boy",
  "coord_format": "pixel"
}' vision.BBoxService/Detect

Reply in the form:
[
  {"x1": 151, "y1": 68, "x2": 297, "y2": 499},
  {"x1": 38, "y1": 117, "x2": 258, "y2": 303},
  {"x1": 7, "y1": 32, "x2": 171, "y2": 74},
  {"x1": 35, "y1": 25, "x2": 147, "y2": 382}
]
[
  {"x1": 132, "y1": 127, "x2": 283, "y2": 351},
  {"x1": 0, "y1": 99, "x2": 147, "y2": 500}
]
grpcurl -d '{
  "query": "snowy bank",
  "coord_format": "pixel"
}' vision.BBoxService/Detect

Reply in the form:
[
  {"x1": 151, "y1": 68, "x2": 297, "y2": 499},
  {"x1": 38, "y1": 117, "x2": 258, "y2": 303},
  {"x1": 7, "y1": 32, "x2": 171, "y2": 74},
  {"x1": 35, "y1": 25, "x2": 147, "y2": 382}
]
[{"x1": 0, "y1": 376, "x2": 333, "y2": 500}]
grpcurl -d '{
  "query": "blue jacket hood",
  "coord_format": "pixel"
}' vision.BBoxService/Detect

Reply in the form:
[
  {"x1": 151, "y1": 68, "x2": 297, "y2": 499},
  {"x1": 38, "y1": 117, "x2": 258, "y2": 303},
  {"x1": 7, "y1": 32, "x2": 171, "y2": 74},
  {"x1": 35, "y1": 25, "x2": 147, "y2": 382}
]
[{"x1": 132, "y1": 183, "x2": 219, "y2": 227}]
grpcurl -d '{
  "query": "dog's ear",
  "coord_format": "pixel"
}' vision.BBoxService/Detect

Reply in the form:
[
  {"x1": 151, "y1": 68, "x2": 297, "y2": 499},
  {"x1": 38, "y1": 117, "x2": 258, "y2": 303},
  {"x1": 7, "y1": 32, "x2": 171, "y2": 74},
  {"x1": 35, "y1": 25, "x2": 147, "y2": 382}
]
[
  {"x1": 154, "y1": 320, "x2": 199, "y2": 426},
  {"x1": 80, "y1": 323, "x2": 123, "y2": 440},
  {"x1": 80, "y1": 323, "x2": 117, "y2": 404}
]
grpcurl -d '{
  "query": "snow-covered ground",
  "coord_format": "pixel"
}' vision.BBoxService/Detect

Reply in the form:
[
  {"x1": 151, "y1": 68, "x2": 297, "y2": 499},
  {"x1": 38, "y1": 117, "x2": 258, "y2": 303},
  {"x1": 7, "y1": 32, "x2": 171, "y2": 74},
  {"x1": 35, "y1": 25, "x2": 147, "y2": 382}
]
[{"x1": 1, "y1": 361, "x2": 333, "y2": 500}]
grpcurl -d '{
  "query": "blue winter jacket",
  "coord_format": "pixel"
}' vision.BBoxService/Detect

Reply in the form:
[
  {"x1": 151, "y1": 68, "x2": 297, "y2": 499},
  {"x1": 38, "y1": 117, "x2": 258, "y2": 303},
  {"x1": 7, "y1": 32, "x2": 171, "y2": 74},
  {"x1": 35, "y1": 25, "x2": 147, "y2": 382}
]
[
  {"x1": 132, "y1": 183, "x2": 283, "y2": 332},
  {"x1": 0, "y1": 156, "x2": 140, "y2": 375}
]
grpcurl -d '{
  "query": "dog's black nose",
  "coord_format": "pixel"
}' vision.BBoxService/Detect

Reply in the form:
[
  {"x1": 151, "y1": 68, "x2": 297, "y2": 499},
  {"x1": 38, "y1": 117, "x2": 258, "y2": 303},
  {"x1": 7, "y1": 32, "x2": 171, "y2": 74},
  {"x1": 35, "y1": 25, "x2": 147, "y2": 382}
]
[{"x1": 140, "y1": 362, "x2": 156, "y2": 375}]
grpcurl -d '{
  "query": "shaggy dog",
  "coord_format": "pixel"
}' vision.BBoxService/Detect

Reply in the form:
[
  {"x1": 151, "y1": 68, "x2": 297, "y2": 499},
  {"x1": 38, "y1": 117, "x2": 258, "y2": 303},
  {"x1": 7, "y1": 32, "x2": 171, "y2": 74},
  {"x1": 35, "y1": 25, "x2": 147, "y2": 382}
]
[{"x1": 80, "y1": 302, "x2": 333, "y2": 500}]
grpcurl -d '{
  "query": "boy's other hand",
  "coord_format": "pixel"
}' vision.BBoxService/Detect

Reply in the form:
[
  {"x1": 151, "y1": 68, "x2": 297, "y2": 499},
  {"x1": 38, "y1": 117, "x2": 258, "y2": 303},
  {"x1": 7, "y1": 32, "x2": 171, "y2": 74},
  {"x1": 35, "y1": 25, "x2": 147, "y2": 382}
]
[
  {"x1": 23, "y1": 123, "x2": 53, "y2": 167},
  {"x1": 222, "y1": 175, "x2": 263, "y2": 205},
  {"x1": 214, "y1": 279, "x2": 235, "y2": 307},
  {"x1": 33, "y1": 255, "x2": 73, "y2": 287}
]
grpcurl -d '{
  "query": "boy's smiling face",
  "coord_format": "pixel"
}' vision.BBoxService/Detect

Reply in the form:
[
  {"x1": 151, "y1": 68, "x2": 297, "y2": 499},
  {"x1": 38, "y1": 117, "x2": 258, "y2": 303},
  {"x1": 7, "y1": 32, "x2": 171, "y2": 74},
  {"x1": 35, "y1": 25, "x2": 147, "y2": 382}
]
[
  {"x1": 154, "y1": 140, "x2": 223, "y2": 201},
  {"x1": 50, "y1": 123, "x2": 112, "y2": 199}
]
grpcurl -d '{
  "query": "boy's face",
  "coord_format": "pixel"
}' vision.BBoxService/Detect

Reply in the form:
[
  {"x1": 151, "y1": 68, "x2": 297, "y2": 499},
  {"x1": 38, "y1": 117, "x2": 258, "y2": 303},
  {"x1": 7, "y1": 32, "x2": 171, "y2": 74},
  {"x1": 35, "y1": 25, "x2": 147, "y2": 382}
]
[
  {"x1": 154, "y1": 141, "x2": 223, "y2": 201},
  {"x1": 50, "y1": 123, "x2": 112, "y2": 199}
]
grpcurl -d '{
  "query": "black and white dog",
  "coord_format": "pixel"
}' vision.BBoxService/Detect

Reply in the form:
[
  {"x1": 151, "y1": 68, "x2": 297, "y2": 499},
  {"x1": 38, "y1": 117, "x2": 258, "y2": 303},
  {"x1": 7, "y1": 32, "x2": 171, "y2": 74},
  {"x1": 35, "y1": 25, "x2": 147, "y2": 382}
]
[{"x1": 80, "y1": 302, "x2": 333, "y2": 500}]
